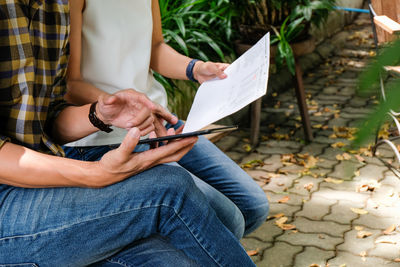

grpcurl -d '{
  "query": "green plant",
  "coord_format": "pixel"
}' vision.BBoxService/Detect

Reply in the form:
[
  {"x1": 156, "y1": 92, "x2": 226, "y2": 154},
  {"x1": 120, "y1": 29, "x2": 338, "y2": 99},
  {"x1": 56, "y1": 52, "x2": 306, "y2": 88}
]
[
  {"x1": 355, "y1": 38, "x2": 400, "y2": 147},
  {"x1": 155, "y1": 0, "x2": 238, "y2": 118},
  {"x1": 159, "y1": 0, "x2": 236, "y2": 62},
  {"x1": 237, "y1": 0, "x2": 336, "y2": 75}
]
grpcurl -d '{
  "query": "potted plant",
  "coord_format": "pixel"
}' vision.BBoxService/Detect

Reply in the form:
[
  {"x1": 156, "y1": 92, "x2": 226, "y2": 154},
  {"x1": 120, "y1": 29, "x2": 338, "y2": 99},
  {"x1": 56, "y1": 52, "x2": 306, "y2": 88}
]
[{"x1": 234, "y1": 0, "x2": 336, "y2": 75}]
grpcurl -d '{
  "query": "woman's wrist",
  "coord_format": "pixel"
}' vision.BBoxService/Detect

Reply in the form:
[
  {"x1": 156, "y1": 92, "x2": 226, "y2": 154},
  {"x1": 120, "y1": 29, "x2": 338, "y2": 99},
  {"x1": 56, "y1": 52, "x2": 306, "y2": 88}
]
[
  {"x1": 186, "y1": 59, "x2": 203, "y2": 83},
  {"x1": 192, "y1": 60, "x2": 204, "y2": 83}
]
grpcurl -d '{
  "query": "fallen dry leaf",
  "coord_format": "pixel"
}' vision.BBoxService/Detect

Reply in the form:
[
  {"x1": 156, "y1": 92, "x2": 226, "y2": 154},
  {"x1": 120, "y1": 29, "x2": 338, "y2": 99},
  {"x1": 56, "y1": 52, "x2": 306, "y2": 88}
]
[
  {"x1": 281, "y1": 154, "x2": 295, "y2": 162},
  {"x1": 375, "y1": 239, "x2": 396, "y2": 244},
  {"x1": 297, "y1": 153, "x2": 309, "y2": 159},
  {"x1": 312, "y1": 124, "x2": 323, "y2": 129},
  {"x1": 336, "y1": 154, "x2": 344, "y2": 161},
  {"x1": 313, "y1": 112, "x2": 323, "y2": 116},
  {"x1": 342, "y1": 153, "x2": 351, "y2": 160},
  {"x1": 394, "y1": 258, "x2": 400, "y2": 262},
  {"x1": 271, "y1": 213, "x2": 285, "y2": 219},
  {"x1": 247, "y1": 249, "x2": 259, "y2": 256},
  {"x1": 275, "y1": 217, "x2": 288, "y2": 225},
  {"x1": 275, "y1": 216, "x2": 296, "y2": 230},
  {"x1": 304, "y1": 183, "x2": 314, "y2": 192},
  {"x1": 383, "y1": 224, "x2": 397, "y2": 235},
  {"x1": 242, "y1": 144, "x2": 252, "y2": 152},
  {"x1": 304, "y1": 156, "x2": 318, "y2": 169},
  {"x1": 329, "y1": 133, "x2": 338, "y2": 139},
  {"x1": 240, "y1": 159, "x2": 264, "y2": 169},
  {"x1": 324, "y1": 178, "x2": 344, "y2": 184},
  {"x1": 351, "y1": 208, "x2": 368, "y2": 215},
  {"x1": 356, "y1": 181, "x2": 380, "y2": 192},
  {"x1": 354, "y1": 154, "x2": 365, "y2": 162},
  {"x1": 279, "y1": 224, "x2": 296, "y2": 230},
  {"x1": 331, "y1": 142, "x2": 346, "y2": 148},
  {"x1": 355, "y1": 226, "x2": 364, "y2": 231},
  {"x1": 357, "y1": 231, "x2": 373, "y2": 238},
  {"x1": 262, "y1": 173, "x2": 280, "y2": 180},
  {"x1": 278, "y1": 196, "x2": 290, "y2": 203}
]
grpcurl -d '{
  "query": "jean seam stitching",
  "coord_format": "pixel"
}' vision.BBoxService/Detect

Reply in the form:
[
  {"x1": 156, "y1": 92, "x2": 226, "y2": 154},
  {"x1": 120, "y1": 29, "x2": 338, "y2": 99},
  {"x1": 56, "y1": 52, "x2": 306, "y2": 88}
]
[
  {"x1": 0, "y1": 205, "x2": 224, "y2": 266},
  {"x1": 106, "y1": 258, "x2": 130, "y2": 267},
  {"x1": 0, "y1": 205, "x2": 161, "y2": 241}
]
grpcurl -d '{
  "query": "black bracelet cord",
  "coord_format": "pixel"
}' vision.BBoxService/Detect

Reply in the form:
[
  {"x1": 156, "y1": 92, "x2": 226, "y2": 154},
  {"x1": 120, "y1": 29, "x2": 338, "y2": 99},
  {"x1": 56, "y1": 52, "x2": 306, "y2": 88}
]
[{"x1": 88, "y1": 101, "x2": 113, "y2": 133}]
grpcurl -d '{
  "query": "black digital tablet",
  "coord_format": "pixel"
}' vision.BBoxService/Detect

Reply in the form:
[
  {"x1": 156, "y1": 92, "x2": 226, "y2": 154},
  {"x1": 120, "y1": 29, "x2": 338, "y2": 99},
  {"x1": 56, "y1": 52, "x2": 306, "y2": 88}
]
[{"x1": 138, "y1": 125, "x2": 238, "y2": 144}]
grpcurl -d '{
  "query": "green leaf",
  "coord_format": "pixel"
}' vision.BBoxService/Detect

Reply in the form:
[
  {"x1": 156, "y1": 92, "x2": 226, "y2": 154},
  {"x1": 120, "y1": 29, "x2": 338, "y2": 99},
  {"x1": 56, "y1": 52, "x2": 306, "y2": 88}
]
[
  {"x1": 359, "y1": 38, "x2": 400, "y2": 92},
  {"x1": 173, "y1": 17, "x2": 186, "y2": 37},
  {"x1": 286, "y1": 17, "x2": 305, "y2": 41},
  {"x1": 192, "y1": 31, "x2": 225, "y2": 61},
  {"x1": 163, "y1": 29, "x2": 189, "y2": 56}
]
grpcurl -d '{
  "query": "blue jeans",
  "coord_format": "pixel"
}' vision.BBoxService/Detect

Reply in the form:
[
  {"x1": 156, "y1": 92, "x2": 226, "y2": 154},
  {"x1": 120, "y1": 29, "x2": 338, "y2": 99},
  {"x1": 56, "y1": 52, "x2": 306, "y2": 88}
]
[
  {"x1": 178, "y1": 136, "x2": 269, "y2": 236},
  {"x1": 65, "y1": 133, "x2": 269, "y2": 238},
  {"x1": 64, "y1": 142, "x2": 248, "y2": 239},
  {"x1": 0, "y1": 163, "x2": 255, "y2": 266}
]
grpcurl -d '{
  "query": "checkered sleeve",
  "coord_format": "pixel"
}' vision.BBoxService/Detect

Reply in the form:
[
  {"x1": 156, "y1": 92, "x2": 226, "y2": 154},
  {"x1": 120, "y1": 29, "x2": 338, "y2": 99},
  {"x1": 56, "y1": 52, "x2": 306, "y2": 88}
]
[
  {"x1": 0, "y1": 135, "x2": 10, "y2": 149},
  {"x1": 0, "y1": 0, "x2": 71, "y2": 155},
  {"x1": 45, "y1": 42, "x2": 72, "y2": 138}
]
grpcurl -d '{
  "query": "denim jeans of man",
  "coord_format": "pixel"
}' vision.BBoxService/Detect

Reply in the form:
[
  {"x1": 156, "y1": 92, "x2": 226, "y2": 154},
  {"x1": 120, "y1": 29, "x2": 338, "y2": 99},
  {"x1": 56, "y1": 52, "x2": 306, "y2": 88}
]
[{"x1": 0, "y1": 162, "x2": 255, "y2": 266}]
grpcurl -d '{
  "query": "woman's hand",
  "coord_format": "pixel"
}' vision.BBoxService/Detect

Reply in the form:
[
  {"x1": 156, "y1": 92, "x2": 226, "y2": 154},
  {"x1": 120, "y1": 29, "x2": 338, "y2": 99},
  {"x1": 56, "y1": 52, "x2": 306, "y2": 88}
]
[{"x1": 193, "y1": 61, "x2": 229, "y2": 84}]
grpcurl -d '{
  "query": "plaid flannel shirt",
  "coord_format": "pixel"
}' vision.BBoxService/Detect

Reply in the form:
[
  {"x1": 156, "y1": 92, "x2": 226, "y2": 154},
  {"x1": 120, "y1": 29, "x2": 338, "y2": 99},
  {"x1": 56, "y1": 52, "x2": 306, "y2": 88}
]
[{"x1": 0, "y1": 0, "x2": 70, "y2": 156}]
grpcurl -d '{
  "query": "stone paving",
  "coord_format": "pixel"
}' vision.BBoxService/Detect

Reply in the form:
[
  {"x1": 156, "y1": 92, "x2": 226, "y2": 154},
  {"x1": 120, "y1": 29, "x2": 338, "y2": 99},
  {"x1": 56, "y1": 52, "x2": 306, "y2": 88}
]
[{"x1": 214, "y1": 13, "x2": 400, "y2": 267}]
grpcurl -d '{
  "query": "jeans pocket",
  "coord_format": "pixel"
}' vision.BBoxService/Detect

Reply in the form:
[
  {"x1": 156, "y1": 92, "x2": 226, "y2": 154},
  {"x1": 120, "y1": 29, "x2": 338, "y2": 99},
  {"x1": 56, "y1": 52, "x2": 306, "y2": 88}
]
[{"x1": 0, "y1": 264, "x2": 38, "y2": 267}]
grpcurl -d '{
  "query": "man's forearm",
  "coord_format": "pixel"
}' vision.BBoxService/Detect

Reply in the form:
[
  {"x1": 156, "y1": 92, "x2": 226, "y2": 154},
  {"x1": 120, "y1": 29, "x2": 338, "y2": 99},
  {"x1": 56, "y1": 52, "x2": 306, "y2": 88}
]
[
  {"x1": 52, "y1": 104, "x2": 99, "y2": 144},
  {"x1": 0, "y1": 142, "x2": 100, "y2": 188}
]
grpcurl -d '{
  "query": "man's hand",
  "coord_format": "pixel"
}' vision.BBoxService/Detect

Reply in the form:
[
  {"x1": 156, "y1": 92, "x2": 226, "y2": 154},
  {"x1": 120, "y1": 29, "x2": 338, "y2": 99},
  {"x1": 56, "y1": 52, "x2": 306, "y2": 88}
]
[
  {"x1": 91, "y1": 127, "x2": 197, "y2": 187},
  {"x1": 193, "y1": 61, "x2": 229, "y2": 84},
  {"x1": 95, "y1": 89, "x2": 178, "y2": 136}
]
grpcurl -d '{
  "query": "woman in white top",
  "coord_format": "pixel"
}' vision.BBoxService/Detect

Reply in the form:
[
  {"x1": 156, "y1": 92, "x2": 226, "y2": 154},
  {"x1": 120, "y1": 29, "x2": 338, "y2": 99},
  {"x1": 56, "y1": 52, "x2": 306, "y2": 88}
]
[{"x1": 65, "y1": 0, "x2": 269, "y2": 265}]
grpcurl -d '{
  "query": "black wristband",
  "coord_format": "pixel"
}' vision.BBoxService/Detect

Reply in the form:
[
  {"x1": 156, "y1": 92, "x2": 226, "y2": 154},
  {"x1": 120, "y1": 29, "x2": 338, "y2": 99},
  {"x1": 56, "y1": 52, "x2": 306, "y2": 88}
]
[
  {"x1": 186, "y1": 59, "x2": 200, "y2": 83},
  {"x1": 88, "y1": 101, "x2": 113, "y2": 133}
]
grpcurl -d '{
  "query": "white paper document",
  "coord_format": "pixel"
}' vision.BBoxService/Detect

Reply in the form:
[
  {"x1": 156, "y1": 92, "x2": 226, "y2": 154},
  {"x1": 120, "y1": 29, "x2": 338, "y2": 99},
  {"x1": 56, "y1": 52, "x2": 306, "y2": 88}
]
[{"x1": 183, "y1": 33, "x2": 270, "y2": 133}]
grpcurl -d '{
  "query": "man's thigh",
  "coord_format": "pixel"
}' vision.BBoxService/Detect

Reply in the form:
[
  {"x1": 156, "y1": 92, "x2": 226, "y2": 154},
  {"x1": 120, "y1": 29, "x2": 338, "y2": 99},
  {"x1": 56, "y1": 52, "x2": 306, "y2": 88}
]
[{"x1": 0, "y1": 164, "x2": 192, "y2": 266}]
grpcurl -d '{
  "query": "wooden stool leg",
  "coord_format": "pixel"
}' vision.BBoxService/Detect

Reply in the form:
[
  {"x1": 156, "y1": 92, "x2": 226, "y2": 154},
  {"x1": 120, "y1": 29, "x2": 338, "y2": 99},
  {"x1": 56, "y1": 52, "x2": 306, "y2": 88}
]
[
  {"x1": 250, "y1": 98, "x2": 262, "y2": 146},
  {"x1": 294, "y1": 60, "x2": 313, "y2": 142}
]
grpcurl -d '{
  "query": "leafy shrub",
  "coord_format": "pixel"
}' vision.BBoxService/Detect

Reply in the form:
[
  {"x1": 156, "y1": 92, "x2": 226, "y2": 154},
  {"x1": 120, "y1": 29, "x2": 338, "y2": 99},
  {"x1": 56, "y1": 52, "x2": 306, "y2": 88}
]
[{"x1": 155, "y1": 0, "x2": 237, "y2": 118}]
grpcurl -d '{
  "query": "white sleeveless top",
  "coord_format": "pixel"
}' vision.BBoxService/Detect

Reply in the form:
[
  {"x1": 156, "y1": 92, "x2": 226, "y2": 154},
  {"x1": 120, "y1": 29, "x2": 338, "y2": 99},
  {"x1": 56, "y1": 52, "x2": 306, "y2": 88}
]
[{"x1": 66, "y1": 0, "x2": 168, "y2": 147}]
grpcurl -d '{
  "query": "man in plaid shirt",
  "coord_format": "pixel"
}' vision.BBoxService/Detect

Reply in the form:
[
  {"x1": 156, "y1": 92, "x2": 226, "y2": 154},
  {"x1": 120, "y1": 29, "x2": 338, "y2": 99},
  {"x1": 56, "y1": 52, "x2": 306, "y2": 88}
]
[{"x1": 0, "y1": 1, "x2": 256, "y2": 266}]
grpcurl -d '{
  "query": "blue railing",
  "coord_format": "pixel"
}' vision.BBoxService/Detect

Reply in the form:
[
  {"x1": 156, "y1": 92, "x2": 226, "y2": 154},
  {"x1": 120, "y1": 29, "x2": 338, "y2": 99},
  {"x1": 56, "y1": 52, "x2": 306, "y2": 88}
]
[{"x1": 334, "y1": 6, "x2": 370, "y2": 13}]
